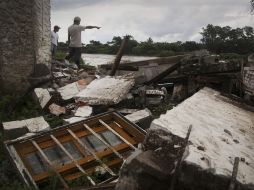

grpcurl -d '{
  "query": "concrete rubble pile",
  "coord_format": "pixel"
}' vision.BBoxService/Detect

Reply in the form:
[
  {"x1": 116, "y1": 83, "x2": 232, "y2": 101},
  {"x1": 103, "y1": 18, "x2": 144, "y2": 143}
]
[
  {"x1": 3, "y1": 53, "x2": 254, "y2": 190},
  {"x1": 116, "y1": 88, "x2": 254, "y2": 190}
]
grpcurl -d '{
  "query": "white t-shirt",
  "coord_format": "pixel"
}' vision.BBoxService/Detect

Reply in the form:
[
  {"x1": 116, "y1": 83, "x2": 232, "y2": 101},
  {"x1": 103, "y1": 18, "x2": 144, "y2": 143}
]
[
  {"x1": 68, "y1": 25, "x2": 86, "y2": 48},
  {"x1": 51, "y1": 31, "x2": 59, "y2": 46}
]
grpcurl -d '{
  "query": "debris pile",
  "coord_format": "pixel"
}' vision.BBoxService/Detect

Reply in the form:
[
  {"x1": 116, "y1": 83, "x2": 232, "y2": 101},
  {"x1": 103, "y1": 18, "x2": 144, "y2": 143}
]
[
  {"x1": 116, "y1": 88, "x2": 254, "y2": 190},
  {"x1": 3, "y1": 53, "x2": 254, "y2": 190}
]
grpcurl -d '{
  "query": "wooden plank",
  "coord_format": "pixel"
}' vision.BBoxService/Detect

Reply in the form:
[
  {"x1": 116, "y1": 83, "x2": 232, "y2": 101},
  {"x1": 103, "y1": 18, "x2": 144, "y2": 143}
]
[
  {"x1": 83, "y1": 124, "x2": 124, "y2": 160},
  {"x1": 17, "y1": 127, "x2": 108, "y2": 155},
  {"x1": 228, "y1": 157, "x2": 240, "y2": 190},
  {"x1": 110, "y1": 36, "x2": 129, "y2": 76},
  {"x1": 145, "y1": 61, "x2": 181, "y2": 85},
  {"x1": 113, "y1": 114, "x2": 146, "y2": 141},
  {"x1": 99, "y1": 119, "x2": 137, "y2": 150},
  {"x1": 169, "y1": 125, "x2": 192, "y2": 190},
  {"x1": 100, "y1": 55, "x2": 186, "y2": 68},
  {"x1": 158, "y1": 75, "x2": 188, "y2": 84},
  {"x1": 67, "y1": 129, "x2": 116, "y2": 176},
  {"x1": 31, "y1": 140, "x2": 69, "y2": 189},
  {"x1": 64, "y1": 158, "x2": 122, "y2": 181},
  {"x1": 33, "y1": 143, "x2": 129, "y2": 182},
  {"x1": 50, "y1": 135, "x2": 96, "y2": 186},
  {"x1": 99, "y1": 64, "x2": 138, "y2": 71}
]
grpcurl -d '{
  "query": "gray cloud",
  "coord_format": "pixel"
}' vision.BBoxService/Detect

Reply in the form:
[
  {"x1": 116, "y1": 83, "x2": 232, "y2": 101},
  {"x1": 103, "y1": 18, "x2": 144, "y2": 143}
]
[
  {"x1": 51, "y1": 0, "x2": 253, "y2": 43},
  {"x1": 51, "y1": 0, "x2": 108, "y2": 10}
]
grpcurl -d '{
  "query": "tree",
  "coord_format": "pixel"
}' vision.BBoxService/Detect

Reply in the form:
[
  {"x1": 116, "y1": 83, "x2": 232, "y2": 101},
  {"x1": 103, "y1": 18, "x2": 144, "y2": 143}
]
[{"x1": 201, "y1": 24, "x2": 254, "y2": 54}]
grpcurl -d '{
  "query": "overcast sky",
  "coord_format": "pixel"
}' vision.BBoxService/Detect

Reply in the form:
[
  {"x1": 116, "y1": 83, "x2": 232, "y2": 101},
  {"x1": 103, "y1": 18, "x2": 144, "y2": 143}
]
[{"x1": 51, "y1": 0, "x2": 254, "y2": 43}]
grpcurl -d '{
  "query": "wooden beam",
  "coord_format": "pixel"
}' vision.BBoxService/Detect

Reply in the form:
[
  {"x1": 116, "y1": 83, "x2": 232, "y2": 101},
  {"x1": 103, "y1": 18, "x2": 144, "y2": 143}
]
[
  {"x1": 30, "y1": 140, "x2": 69, "y2": 189},
  {"x1": 145, "y1": 61, "x2": 181, "y2": 85},
  {"x1": 18, "y1": 127, "x2": 108, "y2": 155},
  {"x1": 99, "y1": 64, "x2": 139, "y2": 71},
  {"x1": 99, "y1": 120, "x2": 137, "y2": 150},
  {"x1": 228, "y1": 157, "x2": 240, "y2": 190},
  {"x1": 33, "y1": 143, "x2": 129, "y2": 182},
  {"x1": 83, "y1": 124, "x2": 124, "y2": 160},
  {"x1": 64, "y1": 158, "x2": 122, "y2": 181},
  {"x1": 50, "y1": 135, "x2": 96, "y2": 186},
  {"x1": 110, "y1": 36, "x2": 130, "y2": 76},
  {"x1": 169, "y1": 125, "x2": 192, "y2": 190},
  {"x1": 100, "y1": 55, "x2": 187, "y2": 68},
  {"x1": 67, "y1": 129, "x2": 116, "y2": 176}
]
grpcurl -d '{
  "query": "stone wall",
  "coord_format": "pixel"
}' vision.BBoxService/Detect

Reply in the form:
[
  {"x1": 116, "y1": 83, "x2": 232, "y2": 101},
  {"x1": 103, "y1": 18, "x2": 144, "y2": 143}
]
[
  {"x1": 0, "y1": 0, "x2": 51, "y2": 93},
  {"x1": 243, "y1": 67, "x2": 254, "y2": 95}
]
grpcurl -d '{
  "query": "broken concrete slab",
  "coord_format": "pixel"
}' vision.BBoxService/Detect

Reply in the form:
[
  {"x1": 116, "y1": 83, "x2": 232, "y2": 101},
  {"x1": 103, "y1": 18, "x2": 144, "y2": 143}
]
[
  {"x1": 125, "y1": 109, "x2": 152, "y2": 129},
  {"x1": 64, "y1": 117, "x2": 86, "y2": 124},
  {"x1": 75, "y1": 74, "x2": 135, "y2": 105},
  {"x1": 53, "y1": 72, "x2": 71, "y2": 79},
  {"x1": 57, "y1": 78, "x2": 95, "y2": 100},
  {"x1": 98, "y1": 56, "x2": 186, "y2": 84},
  {"x1": 179, "y1": 55, "x2": 241, "y2": 75},
  {"x1": 171, "y1": 83, "x2": 188, "y2": 102},
  {"x1": 3, "y1": 116, "x2": 50, "y2": 140},
  {"x1": 243, "y1": 67, "x2": 254, "y2": 95},
  {"x1": 117, "y1": 108, "x2": 140, "y2": 115},
  {"x1": 151, "y1": 87, "x2": 254, "y2": 189},
  {"x1": 116, "y1": 149, "x2": 175, "y2": 190},
  {"x1": 74, "y1": 106, "x2": 93, "y2": 118},
  {"x1": 34, "y1": 88, "x2": 52, "y2": 109},
  {"x1": 48, "y1": 103, "x2": 66, "y2": 116}
]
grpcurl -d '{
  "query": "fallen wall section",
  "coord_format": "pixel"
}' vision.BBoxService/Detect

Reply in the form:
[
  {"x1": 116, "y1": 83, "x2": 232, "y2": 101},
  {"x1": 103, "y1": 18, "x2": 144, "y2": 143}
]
[
  {"x1": 244, "y1": 67, "x2": 254, "y2": 95},
  {"x1": 151, "y1": 87, "x2": 254, "y2": 189}
]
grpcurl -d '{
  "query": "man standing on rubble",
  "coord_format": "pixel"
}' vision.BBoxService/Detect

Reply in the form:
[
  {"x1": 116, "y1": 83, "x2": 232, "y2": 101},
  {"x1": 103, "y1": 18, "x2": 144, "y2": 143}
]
[
  {"x1": 51, "y1": 25, "x2": 60, "y2": 59},
  {"x1": 66, "y1": 16, "x2": 100, "y2": 69}
]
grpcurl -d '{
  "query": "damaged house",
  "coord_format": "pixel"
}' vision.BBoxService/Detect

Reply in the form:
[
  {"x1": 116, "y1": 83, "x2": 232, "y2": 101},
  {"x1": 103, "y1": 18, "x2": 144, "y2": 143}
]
[{"x1": 1, "y1": 0, "x2": 254, "y2": 190}]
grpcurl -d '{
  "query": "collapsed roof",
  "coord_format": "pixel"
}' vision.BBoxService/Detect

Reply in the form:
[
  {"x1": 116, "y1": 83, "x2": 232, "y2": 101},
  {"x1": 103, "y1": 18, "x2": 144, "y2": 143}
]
[{"x1": 151, "y1": 87, "x2": 254, "y2": 188}]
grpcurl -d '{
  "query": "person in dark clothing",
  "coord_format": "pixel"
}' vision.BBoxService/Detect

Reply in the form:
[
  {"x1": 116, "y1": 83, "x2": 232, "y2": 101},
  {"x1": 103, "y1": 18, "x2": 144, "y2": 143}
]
[{"x1": 65, "y1": 16, "x2": 100, "y2": 69}]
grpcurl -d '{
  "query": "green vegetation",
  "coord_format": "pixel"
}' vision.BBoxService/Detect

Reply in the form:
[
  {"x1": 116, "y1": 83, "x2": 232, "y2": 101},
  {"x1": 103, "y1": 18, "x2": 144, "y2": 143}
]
[
  {"x1": 58, "y1": 25, "x2": 254, "y2": 57},
  {"x1": 55, "y1": 51, "x2": 66, "y2": 60},
  {"x1": 58, "y1": 36, "x2": 203, "y2": 57},
  {"x1": 0, "y1": 92, "x2": 63, "y2": 128},
  {"x1": 0, "y1": 92, "x2": 64, "y2": 189},
  {"x1": 201, "y1": 25, "x2": 254, "y2": 54}
]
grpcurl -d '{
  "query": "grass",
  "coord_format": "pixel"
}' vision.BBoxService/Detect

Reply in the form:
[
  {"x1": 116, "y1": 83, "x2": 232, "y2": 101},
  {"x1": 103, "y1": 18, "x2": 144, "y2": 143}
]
[{"x1": 0, "y1": 92, "x2": 65, "y2": 190}]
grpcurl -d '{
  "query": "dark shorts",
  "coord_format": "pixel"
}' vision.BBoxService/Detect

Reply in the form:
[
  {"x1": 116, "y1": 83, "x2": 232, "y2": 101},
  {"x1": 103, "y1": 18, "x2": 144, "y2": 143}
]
[{"x1": 65, "y1": 47, "x2": 82, "y2": 68}]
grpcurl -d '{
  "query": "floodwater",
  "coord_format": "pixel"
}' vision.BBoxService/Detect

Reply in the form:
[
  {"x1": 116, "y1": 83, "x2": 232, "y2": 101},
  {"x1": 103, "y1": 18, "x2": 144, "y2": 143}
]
[{"x1": 81, "y1": 53, "x2": 157, "y2": 67}]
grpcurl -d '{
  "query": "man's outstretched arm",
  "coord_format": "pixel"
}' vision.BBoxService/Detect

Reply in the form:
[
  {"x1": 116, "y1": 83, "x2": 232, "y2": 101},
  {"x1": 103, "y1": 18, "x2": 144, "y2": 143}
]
[{"x1": 85, "y1": 26, "x2": 101, "y2": 29}]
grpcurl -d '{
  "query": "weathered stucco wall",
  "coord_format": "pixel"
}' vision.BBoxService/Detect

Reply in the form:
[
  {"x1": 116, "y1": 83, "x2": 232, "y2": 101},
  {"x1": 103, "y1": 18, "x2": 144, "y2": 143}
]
[
  {"x1": 244, "y1": 67, "x2": 254, "y2": 95},
  {"x1": 0, "y1": 0, "x2": 51, "y2": 93}
]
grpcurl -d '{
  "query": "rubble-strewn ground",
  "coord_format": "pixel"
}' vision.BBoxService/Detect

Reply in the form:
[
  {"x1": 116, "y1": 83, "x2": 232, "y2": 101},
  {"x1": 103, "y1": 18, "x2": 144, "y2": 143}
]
[
  {"x1": 0, "y1": 92, "x2": 66, "y2": 189},
  {"x1": 1, "y1": 53, "x2": 253, "y2": 190}
]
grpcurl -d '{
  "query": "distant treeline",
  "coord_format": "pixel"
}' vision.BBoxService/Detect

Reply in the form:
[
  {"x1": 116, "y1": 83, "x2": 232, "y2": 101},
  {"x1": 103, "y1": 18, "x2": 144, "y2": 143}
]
[{"x1": 58, "y1": 24, "x2": 254, "y2": 57}]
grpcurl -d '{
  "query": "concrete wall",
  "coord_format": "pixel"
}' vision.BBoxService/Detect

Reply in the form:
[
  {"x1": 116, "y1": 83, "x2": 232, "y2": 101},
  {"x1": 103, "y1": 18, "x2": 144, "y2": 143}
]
[
  {"x1": 0, "y1": 0, "x2": 51, "y2": 93},
  {"x1": 243, "y1": 67, "x2": 254, "y2": 95}
]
